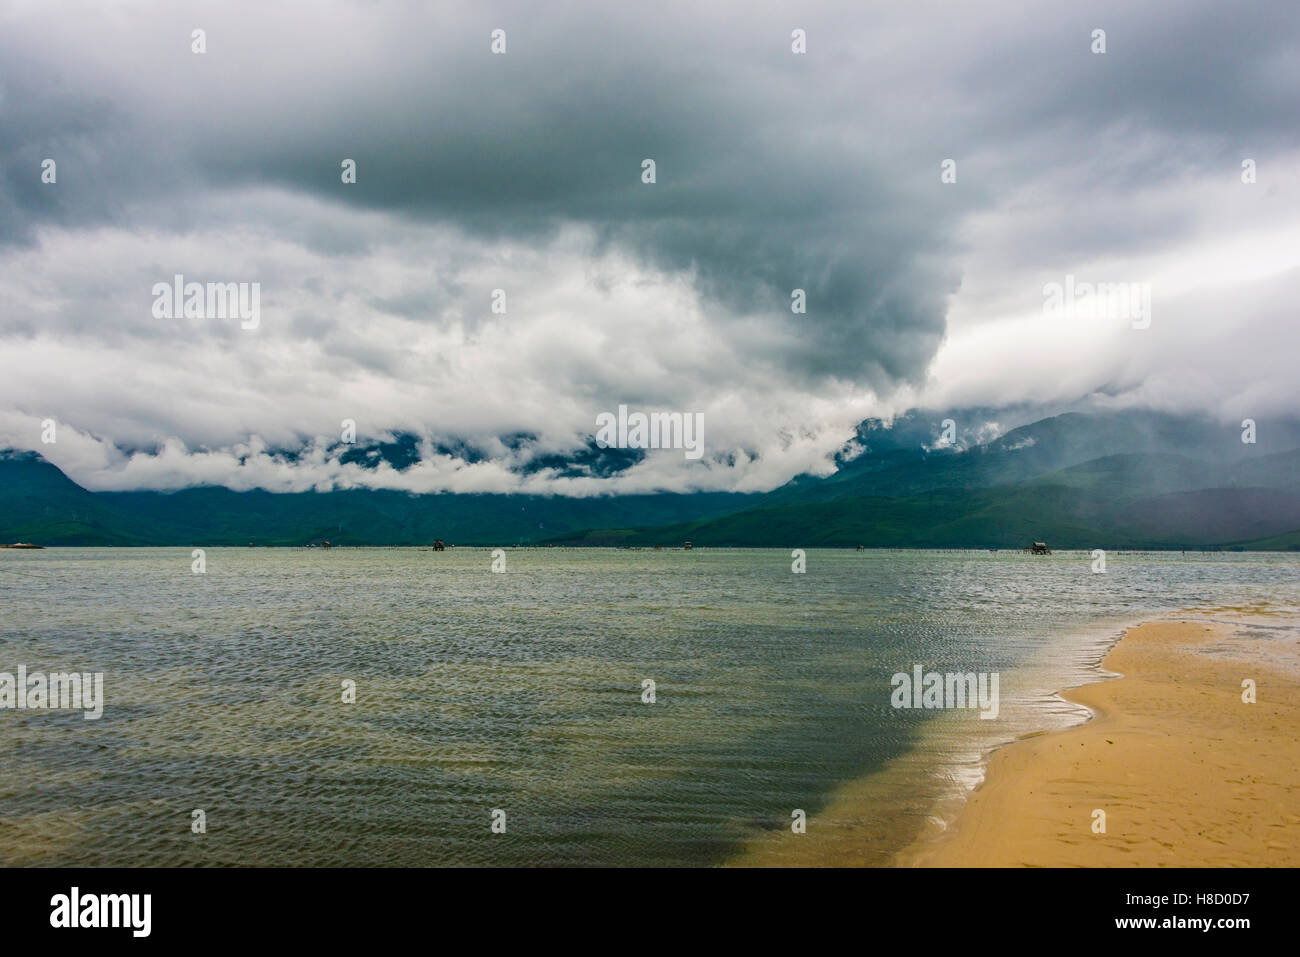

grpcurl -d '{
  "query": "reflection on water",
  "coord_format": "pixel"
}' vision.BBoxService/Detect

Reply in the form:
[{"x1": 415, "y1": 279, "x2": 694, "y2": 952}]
[{"x1": 0, "y1": 547, "x2": 1296, "y2": 866}]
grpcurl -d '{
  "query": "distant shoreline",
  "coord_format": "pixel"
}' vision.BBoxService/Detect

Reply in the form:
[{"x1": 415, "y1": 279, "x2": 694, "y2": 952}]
[{"x1": 5, "y1": 544, "x2": 1299, "y2": 552}]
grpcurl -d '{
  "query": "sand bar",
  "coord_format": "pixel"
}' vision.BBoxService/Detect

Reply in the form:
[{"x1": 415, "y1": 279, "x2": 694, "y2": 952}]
[{"x1": 902, "y1": 616, "x2": 1300, "y2": 866}]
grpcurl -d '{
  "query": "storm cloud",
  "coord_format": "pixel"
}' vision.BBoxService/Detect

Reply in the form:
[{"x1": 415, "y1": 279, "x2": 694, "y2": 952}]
[{"x1": 1, "y1": 0, "x2": 1297, "y2": 492}]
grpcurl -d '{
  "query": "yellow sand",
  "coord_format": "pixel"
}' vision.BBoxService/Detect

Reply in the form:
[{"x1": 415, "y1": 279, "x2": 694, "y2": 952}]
[{"x1": 903, "y1": 619, "x2": 1300, "y2": 866}]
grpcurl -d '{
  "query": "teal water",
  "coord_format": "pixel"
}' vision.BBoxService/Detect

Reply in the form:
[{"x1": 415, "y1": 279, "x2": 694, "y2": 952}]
[{"x1": 1, "y1": 547, "x2": 1297, "y2": 866}]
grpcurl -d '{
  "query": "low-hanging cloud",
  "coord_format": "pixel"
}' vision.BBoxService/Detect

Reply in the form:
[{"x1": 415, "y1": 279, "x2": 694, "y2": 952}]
[{"x1": 1, "y1": 0, "x2": 1298, "y2": 492}]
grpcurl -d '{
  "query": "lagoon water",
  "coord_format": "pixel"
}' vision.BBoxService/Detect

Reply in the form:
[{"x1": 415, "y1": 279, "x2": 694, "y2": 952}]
[{"x1": 1, "y1": 547, "x2": 1297, "y2": 866}]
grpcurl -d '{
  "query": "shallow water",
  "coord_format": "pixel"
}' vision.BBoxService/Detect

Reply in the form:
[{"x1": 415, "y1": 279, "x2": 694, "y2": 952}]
[{"x1": 1, "y1": 547, "x2": 1296, "y2": 866}]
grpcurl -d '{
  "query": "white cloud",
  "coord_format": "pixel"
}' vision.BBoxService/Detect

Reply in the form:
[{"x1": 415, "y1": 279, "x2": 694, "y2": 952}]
[{"x1": 2, "y1": 0, "x2": 1298, "y2": 493}]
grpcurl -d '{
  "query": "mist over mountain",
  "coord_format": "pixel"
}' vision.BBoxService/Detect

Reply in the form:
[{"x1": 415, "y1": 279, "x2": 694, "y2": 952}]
[
  {"x1": 5, "y1": 409, "x2": 1297, "y2": 549},
  {"x1": 3, "y1": 2, "x2": 1299, "y2": 547},
  {"x1": 4, "y1": 1, "x2": 1300, "y2": 503}
]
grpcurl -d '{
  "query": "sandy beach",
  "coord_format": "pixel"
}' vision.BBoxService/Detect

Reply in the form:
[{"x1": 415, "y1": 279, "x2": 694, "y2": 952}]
[{"x1": 902, "y1": 614, "x2": 1300, "y2": 867}]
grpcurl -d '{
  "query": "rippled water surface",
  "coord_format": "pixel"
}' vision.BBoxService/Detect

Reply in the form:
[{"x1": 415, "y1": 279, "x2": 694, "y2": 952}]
[{"x1": 1, "y1": 547, "x2": 1296, "y2": 866}]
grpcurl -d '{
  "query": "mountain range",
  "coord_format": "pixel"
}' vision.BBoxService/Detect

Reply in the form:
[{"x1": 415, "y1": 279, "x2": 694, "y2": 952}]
[{"x1": 3, "y1": 411, "x2": 1298, "y2": 549}]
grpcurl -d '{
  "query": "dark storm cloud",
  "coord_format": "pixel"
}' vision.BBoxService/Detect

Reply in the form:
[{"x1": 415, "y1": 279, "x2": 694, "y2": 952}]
[
  {"x1": 7, "y1": 1, "x2": 1298, "y2": 383},
  {"x1": 1, "y1": 2, "x2": 961, "y2": 389},
  {"x1": 3, "y1": 0, "x2": 1296, "y2": 386},
  {"x1": 1, "y1": 0, "x2": 1299, "y2": 492}
]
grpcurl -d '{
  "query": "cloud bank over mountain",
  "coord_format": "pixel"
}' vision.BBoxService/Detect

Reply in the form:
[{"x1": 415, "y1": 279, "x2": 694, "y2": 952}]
[{"x1": 1, "y1": 0, "x2": 1297, "y2": 492}]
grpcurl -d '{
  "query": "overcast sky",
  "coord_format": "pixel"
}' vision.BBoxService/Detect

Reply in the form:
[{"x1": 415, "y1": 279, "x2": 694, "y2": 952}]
[{"x1": 2, "y1": 0, "x2": 1298, "y2": 493}]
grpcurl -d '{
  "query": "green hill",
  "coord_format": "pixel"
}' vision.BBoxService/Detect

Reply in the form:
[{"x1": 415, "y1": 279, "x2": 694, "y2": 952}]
[
  {"x1": 0, "y1": 451, "x2": 754, "y2": 546},
  {"x1": 3, "y1": 412, "x2": 1299, "y2": 548},
  {"x1": 545, "y1": 448, "x2": 1300, "y2": 549}
]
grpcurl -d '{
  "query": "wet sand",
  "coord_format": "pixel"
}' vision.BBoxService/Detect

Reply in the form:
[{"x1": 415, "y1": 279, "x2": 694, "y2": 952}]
[{"x1": 901, "y1": 617, "x2": 1300, "y2": 866}]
